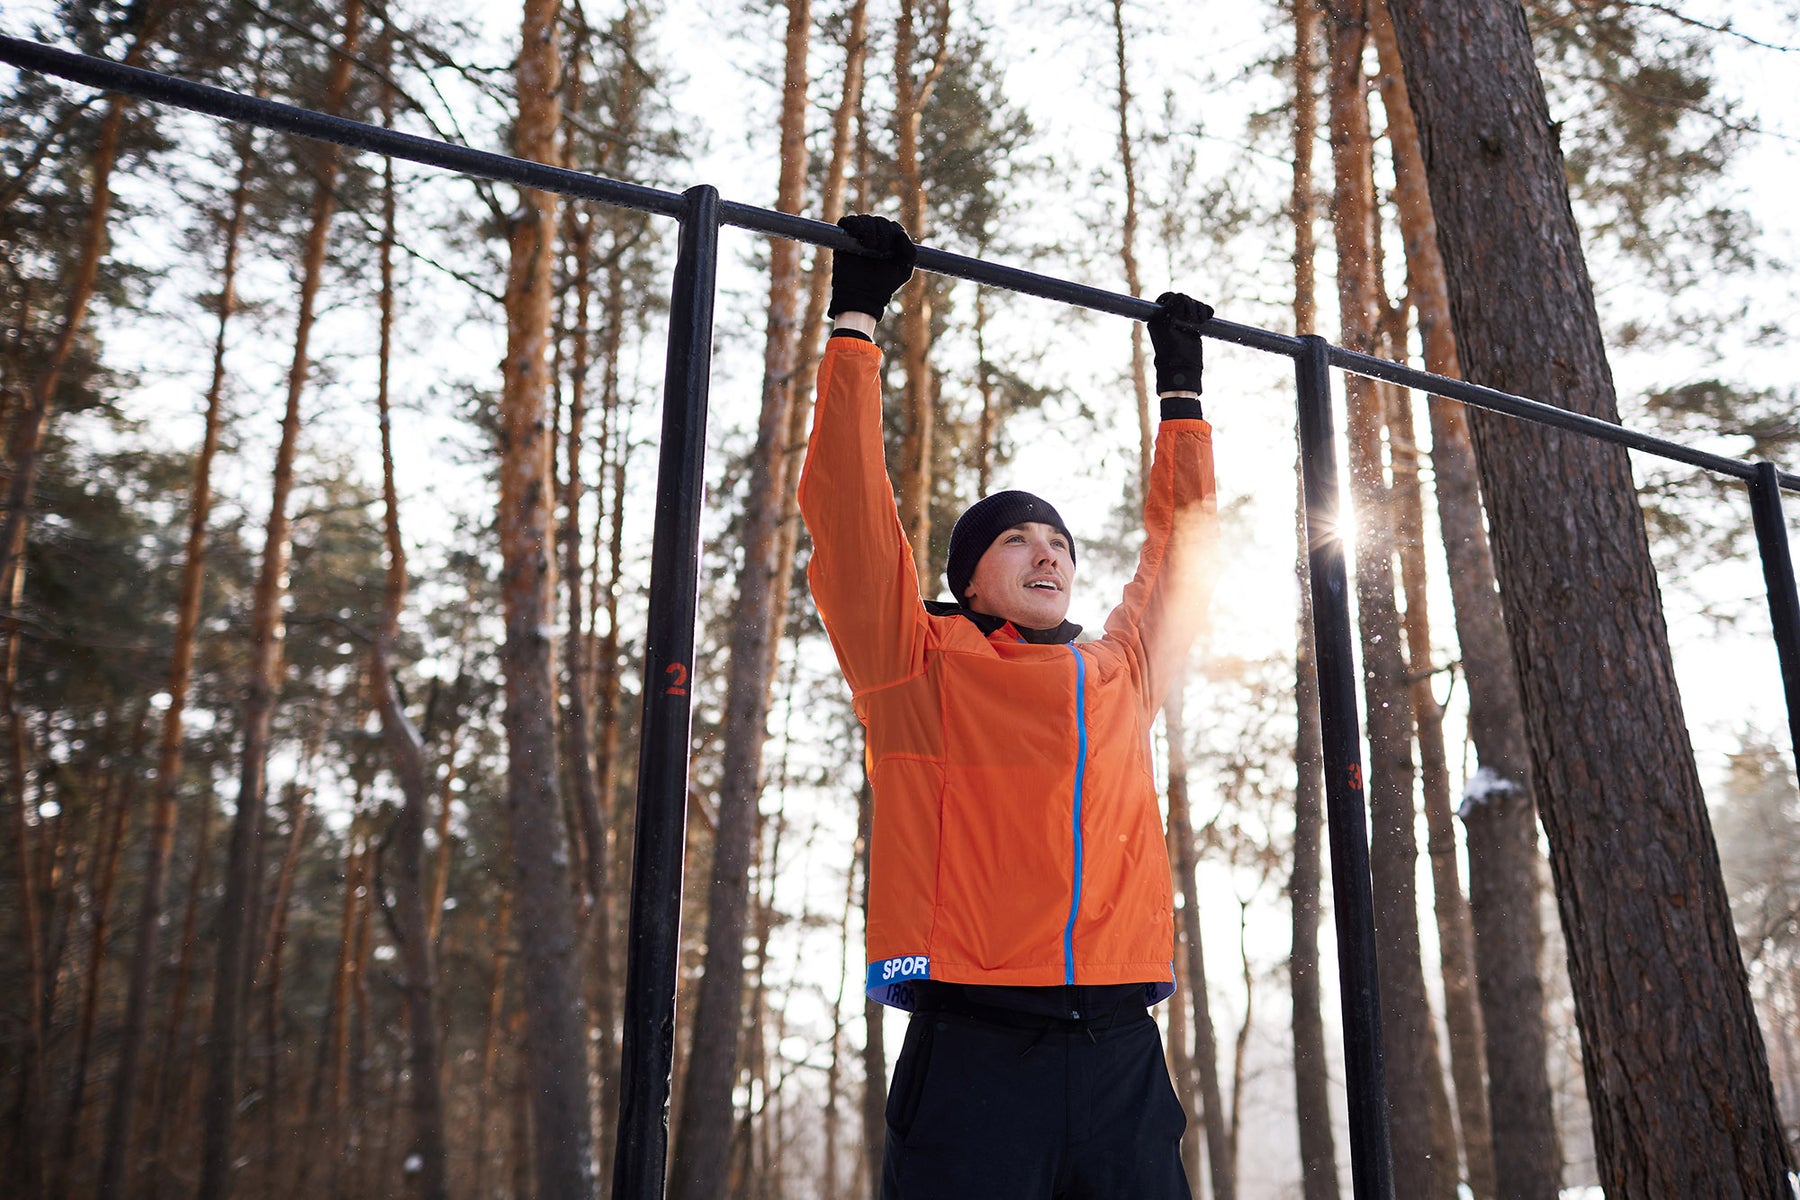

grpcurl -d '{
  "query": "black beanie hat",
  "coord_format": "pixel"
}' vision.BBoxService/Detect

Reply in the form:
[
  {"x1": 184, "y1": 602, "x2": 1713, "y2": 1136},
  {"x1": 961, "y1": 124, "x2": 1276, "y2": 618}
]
[{"x1": 945, "y1": 490, "x2": 1076, "y2": 603}]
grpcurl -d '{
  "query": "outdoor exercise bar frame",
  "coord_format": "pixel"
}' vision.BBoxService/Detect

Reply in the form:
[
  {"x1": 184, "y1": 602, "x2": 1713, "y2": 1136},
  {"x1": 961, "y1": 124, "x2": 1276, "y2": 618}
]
[{"x1": 6, "y1": 34, "x2": 1799, "y2": 1200}]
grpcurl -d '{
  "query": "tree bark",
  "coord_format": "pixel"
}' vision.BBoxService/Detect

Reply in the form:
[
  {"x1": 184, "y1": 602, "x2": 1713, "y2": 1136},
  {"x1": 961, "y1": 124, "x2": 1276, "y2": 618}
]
[
  {"x1": 1383, "y1": 356, "x2": 1498, "y2": 1200},
  {"x1": 1287, "y1": 7, "x2": 1340, "y2": 1197},
  {"x1": 0, "y1": 1, "x2": 168, "y2": 615},
  {"x1": 1110, "y1": 0, "x2": 1153, "y2": 487},
  {"x1": 559, "y1": 198, "x2": 607, "y2": 928},
  {"x1": 823, "y1": 780, "x2": 861, "y2": 1200},
  {"x1": 1166, "y1": 925, "x2": 1200, "y2": 1185},
  {"x1": 892, "y1": 0, "x2": 950, "y2": 580},
  {"x1": 368, "y1": 89, "x2": 450, "y2": 1200},
  {"x1": 143, "y1": 785, "x2": 213, "y2": 1199},
  {"x1": 668, "y1": 5, "x2": 810, "y2": 1196},
  {"x1": 498, "y1": 0, "x2": 596, "y2": 1194},
  {"x1": 254, "y1": 786, "x2": 308, "y2": 1197},
  {"x1": 288, "y1": 809, "x2": 367, "y2": 1200},
  {"x1": 472, "y1": 887, "x2": 514, "y2": 1200},
  {"x1": 1367, "y1": 25, "x2": 1500, "y2": 1186},
  {"x1": 96, "y1": 120, "x2": 254, "y2": 1200},
  {"x1": 198, "y1": 6, "x2": 363, "y2": 1196},
  {"x1": 1381, "y1": 4, "x2": 1796, "y2": 1194},
  {"x1": 2, "y1": 593, "x2": 45, "y2": 1200},
  {"x1": 591, "y1": 201, "x2": 632, "y2": 1188},
  {"x1": 774, "y1": 0, "x2": 869, "y2": 672},
  {"x1": 855, "y1": 771, "x2": 884, "y2": 1200},
  {"x1": 557, "y1": 25, "x2": 615, "y2": 1170},
  {"x1": 1166, "y1": 682, "x2": 1236, "y2": 1200},
  {"x1": 54, "y1": 712, "x2": 143, "y2": 1195},
  {"x1": 1369, "y1": 7, "x2": 1564, "y2": 1193},
  {"x1": 3, "y1": 18, "x2": 169, "y2": 1193},
  {"x1": 1320, "y1": 2, "x2": 1454, "y2": 1194}
]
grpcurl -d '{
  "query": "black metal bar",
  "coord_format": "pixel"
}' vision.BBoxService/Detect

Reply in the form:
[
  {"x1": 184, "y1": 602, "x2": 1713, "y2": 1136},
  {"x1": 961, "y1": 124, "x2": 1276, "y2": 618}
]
[
  {"x1": 1749, "y1": 462, "x2": 1800, "y2": 781},
  {"x1": 12, "y1": 29, "x2": 1800, "y2": 492},
  {"x1": 612, "y1": 184, "x2": 720, "y2": 1200},
  {"x1": 716, "y1": 200, "x2": 1302, "y2": 356},
  {"x1": 1295, "y1": 335, "x2": 1395, "y2": 1200},
  {"x1": 1327, "y1": 344, "x2": 1799, "y2": 487},
  {"x1": 0, "y1": 33, "x2": 687, "y2": 218}
]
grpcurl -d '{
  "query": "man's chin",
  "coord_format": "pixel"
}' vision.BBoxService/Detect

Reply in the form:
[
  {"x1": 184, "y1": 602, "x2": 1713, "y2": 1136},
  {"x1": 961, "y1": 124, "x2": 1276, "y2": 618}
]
[{"x1": 1005, "y1": 602, "x2": 1070, "y2": 630}]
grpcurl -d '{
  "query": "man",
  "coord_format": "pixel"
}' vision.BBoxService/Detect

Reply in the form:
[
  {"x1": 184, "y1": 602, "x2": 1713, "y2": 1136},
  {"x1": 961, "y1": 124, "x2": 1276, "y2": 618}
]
[{"x1": 797, "y1": 213, "x2": 1219, "y2": 1199}]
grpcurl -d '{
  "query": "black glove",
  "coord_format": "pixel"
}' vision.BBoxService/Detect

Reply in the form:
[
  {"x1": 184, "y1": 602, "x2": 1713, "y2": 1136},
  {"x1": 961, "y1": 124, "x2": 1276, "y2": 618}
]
[
  {"x1": 1146, "y1": 292, "x2": 1215, "y2": 396},
  {"x1": 829, "y1": 215, "x2": 917, "y2": 320}
]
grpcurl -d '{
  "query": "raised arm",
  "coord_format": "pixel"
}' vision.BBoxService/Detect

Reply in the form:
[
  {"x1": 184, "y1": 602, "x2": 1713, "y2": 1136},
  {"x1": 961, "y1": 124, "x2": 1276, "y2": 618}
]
[
  {"x1": 1103, "y1": 293, "x2": 1222, "y2": 712},
  {"x1": 797, "y1": 216, "x2": 926, "y2": 698}
]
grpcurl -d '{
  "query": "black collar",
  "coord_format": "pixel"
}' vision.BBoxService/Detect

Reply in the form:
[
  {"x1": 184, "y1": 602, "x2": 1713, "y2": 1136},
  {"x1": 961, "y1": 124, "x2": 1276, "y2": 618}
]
[{"x1": 924, "y1": 600, "x2": 1081, "y2": 645}]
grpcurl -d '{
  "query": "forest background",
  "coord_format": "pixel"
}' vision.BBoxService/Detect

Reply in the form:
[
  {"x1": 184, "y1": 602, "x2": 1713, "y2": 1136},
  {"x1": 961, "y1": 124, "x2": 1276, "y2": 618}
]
[{"x1": 2, "y1": 0, "x2": 1798, "y2": 1197}]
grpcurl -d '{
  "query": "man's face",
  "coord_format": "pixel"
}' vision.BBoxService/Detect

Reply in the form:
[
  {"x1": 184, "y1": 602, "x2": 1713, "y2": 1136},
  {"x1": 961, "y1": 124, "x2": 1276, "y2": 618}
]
[{"x1": 963, "y1": 521, "x2": 1075, "y2": 629}]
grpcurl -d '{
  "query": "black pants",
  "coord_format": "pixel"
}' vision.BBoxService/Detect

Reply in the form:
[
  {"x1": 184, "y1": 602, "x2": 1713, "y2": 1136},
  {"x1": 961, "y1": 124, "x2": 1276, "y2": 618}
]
[{"x1": 880, "y1": 990, "x2": 1191, "y2": 1200}]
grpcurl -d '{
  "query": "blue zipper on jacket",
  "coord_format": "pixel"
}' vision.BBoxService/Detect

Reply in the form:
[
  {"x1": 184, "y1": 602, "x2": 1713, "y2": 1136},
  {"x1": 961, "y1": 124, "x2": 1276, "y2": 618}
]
[{"x1": 1063, "y1": 645, "x2": 1088, "y2": 986}]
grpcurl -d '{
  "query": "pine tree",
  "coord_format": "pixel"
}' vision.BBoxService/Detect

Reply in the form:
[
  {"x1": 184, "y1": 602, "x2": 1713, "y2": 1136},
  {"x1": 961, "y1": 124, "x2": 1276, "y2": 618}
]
[
  {"x1": 495, "y1": 0, "x2": 597, "y2": 1194},
  {"x1": 1382, "y1": 3, "x2": 1796, "y2": 1193}
]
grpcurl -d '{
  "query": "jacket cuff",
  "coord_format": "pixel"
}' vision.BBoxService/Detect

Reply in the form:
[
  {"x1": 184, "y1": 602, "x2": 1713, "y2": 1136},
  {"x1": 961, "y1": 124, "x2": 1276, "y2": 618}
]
[{"x1": 1159, "y1": 394, "x2": 1205, "y2": 422}]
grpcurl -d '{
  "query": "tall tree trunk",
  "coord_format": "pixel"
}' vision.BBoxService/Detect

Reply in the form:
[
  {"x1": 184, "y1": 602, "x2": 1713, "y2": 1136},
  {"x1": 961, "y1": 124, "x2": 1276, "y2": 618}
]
[
  {"x1": 368, "y1": 83, "x2": 450, "y2": 1199},
  {"x1": 892, "y1": 0, "x2": 950, "y2": 579},
  {"x1": 3, "y1": 591, "x2": 45, "y2": 1200},
  {"x1": 1382, "y1": 355, "x2": 1497, "y2": 1200},
  {"x1": 347, "y1": 840, "x2": 380, "y2": 1190},
  {"x1": 1367, "y1": 42, "x2": 1497, "y2": 1190},
  {"x1": 289, "y1": 810, "x2": 365, "y2": 1200},
  {"x1": 668, "y1": 6, "x2": 811, "y2": 1197},
  {"x1": 54, "y1": 713, "x2": 143, "y2": 1194},
  {"x1": 586, "y1": 72, "x2": 650, "y2": 1154},
  {"x1": 1290, "y1": 210, "x2": 1336, "y2": 1200},
  {"x1": 1381, "y1": 4, "x2": 1796, "y2": 1195},
  {"x1": 143, "y1": 787, "x2": 213, "y2": 1200},
  {"x1": 197, "y1": 7, "x2": 363, "y2": 1196},
  {"x1": 591, "y1": 207, "x2": 631, "y2": 1188},
  {"x1": 774, "y1": 0, "x2": 869, "y2": 668},
  {"x1": 1289, "y1": 539, "x2": 1340, "y2": 1200},
  {"x1": 1107, "y1": 9, "x2": 1224, "y2": 1189},
  {"x1": 823, "y1": 787, "x2": 861, "y2": 1200},
  {"x1": 1166, "y1": 925, "x2": 1200, "y2": 1185},
  {"x1": 1166, "y1": 685, "x2": 1236, "y2": 1200},
  {"x1": 1321, "y1": 3, "x2": 1453, "y2": 1195},
  {"x1": 557, "y1": 23, "x2": 616, "y2": 1171},
  {"x1": 97, "y1": 122, "x2": 254, "y2": 1200},
  {"x1": 254, "y1": 786, "x2": 308, "y2": 1197},
  {"x1": 855, "y1": 771, "x2": 884, "y2": 1200},
  {"x1": 3, "y1": 18, "x2": 167, "y2": 1192},
  {"x1": 1368, "y1": 6, "x2": 1563, "y2": 1192},
  {"x1": 1288, "y1": 6, "x2": 1340, "y2": 1198},
  {"x1": 0, "y1": 1, "x2": 166, "y2": 611},
  {"x1": 472, "y1": 887, "x2": 514, "y2": 1200},
  {"x1": 497, "y1": 1, "x2": 596, "y2": 1195},
  {"x1": 1110, "y1": 0, "x2": 1153, "y2": 486},
  {"x1": 1228, "y1": 901, "x2": 1256, "y2": 1169}
]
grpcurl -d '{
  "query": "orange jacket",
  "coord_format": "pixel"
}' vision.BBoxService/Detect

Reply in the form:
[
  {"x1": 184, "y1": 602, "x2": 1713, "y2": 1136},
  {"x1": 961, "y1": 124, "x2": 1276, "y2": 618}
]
[{"x1": 798, "y1": 336, "x2": 1219, "y2": 1008}]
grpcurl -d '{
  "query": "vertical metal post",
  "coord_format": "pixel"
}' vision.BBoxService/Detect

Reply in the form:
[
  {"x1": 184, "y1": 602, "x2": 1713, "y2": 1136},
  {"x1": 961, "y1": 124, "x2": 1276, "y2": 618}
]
[
  {"x1": 1295, "y1": 335, "x2": 1395, "y2": 1200},
  {"x1": 613, "y1": 184, "x2": 720, "y2": 1200},
  {"x1": 1749, "y1": 462, "x2": 1800, "y2": 781}
]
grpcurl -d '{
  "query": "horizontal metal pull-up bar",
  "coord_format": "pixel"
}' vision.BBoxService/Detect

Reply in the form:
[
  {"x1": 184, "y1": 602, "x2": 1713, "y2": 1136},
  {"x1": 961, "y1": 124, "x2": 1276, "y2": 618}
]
[
  {"x1": 7, "y1": 33, "x2": 1799, "y2": 1200},
  {"x1": 5, "y1": 33, "x2": 1796, "y2": 491}
]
